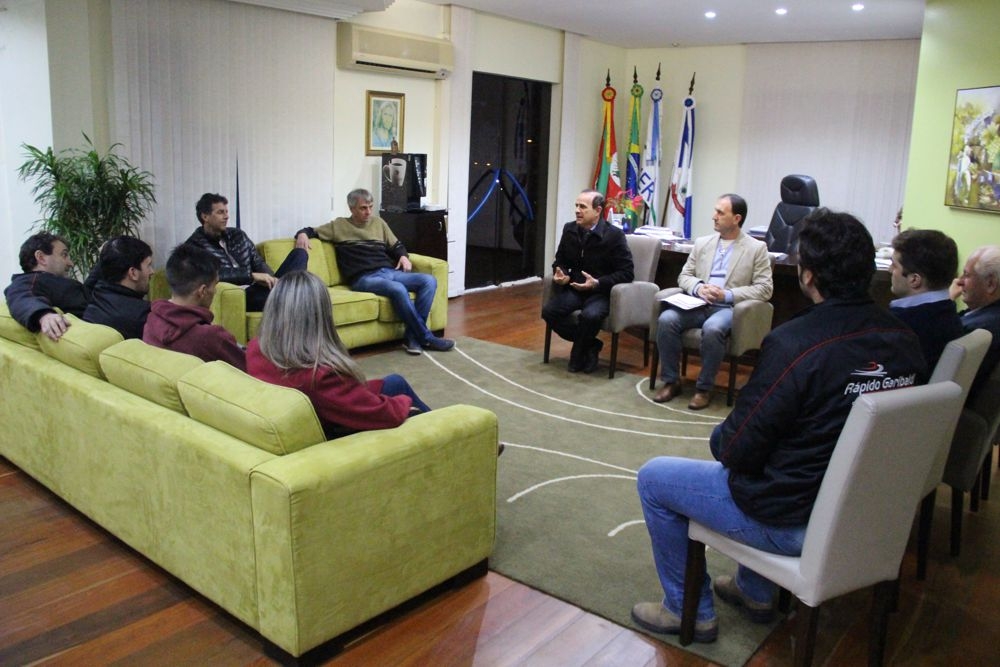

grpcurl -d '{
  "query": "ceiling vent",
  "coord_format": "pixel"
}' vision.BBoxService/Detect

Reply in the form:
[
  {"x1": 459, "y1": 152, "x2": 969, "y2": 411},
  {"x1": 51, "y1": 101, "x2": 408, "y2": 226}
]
[{"x1": 337, "y1": 22, "x2": 453, "y2": 79}]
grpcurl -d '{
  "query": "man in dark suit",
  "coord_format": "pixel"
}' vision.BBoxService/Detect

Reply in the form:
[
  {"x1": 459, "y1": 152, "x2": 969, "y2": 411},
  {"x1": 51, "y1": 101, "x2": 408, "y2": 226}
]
[
  {"x1": 542, "y1": 189, "x2": 634, "y2": 373},
  {"x1": 954, "y1": 245, "x2": 1000, "y2": 400}
]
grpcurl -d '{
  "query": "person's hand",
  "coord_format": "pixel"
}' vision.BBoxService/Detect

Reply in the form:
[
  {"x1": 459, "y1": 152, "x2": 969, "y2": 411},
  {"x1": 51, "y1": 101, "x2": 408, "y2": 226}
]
[
  {"x1": 570, "y1": 271, "x2": 599, "y2": 291},
  {"x1": 252, "y1": 272, "x2": 278, "y2": 289},
  {"x1": 949, "y1": 277, "x2": 962, "y2": 301},
  {"x1": 295, "y1": 233, "x2": 311, "y2": 251},
  {"x1": 553, "y1": 267, "x2": 571, "y2": 286},
  {"x1": 698, "y1": 284, "x2": 726, "y2": 304},
  {"x1": 397, "y1": 256, "x2": 413, "y2": 272},
  {"x1": 39, "y1": 312, "x2": 70, "y2": 341}
]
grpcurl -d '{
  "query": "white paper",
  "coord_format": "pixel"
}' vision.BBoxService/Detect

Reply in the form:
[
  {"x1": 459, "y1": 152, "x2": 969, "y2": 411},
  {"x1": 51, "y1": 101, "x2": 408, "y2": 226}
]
[{"x1": 662, "y1": 292, "x2": 707, "y2": 310}]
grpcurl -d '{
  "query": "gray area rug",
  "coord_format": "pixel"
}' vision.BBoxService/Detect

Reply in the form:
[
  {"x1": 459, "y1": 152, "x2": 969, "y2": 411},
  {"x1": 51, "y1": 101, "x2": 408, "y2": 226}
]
[{"x1": 359, "y1": 337, "x2": 780, "y2": 666}]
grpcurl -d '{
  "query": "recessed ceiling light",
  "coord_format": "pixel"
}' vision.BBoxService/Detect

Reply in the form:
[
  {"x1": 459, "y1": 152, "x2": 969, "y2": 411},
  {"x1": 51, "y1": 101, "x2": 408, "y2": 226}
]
[
  {"x1": 775, "y1": 7, "x2": 788, "y2": 16},
  {"x1": 705, "y1": 11, "x2": 717, "y2": 19},
  {"x1": 852, "y1": 3, "x2": 865, "y2": 10}
]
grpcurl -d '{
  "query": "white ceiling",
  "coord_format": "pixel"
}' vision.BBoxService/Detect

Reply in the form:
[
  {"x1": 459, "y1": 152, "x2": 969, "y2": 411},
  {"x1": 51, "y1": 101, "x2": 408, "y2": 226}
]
[{"x1": 416, "y1": 0, "x2": 926, "y2": 48}]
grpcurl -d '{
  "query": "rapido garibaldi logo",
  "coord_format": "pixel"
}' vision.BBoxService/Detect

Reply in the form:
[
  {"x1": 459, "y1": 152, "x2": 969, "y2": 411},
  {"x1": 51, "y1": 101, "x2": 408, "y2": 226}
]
[{"x1": 844, "y1": 361, "x2": 917, "y2": 396}]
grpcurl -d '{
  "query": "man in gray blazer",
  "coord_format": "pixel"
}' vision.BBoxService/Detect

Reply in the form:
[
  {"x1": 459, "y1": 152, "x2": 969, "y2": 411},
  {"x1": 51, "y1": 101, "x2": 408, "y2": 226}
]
[{"x1": 653, "y1": 194, "x2": 773, "y2": 409}]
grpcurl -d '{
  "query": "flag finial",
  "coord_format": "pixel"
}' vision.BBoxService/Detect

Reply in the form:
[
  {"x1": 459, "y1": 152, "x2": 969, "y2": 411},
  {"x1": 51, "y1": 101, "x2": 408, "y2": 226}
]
[
  {"x1": 656, "y1": 63, "x2": 661, "y2": 81},
  {"x1": 633, "y1": 66, "x2": 638, "y2": 84},
  {"x1": 605, "y1": 69, "x2": 611, "y2": 87},
  {"x1": 688, "y1": 72, "x2": 696, "y2": 95}
]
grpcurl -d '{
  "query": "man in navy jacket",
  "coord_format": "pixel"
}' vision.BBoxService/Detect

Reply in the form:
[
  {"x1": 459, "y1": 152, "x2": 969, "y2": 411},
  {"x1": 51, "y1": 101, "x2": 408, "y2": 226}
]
[
  {"x1": 632, "y1": 209, "x2": 925, "y2": 642},
  {"x1": 4, "y1": 232, "x2": 89, "y2": 341},
  {"x1": 954, "y1": 245, "x2": 1000, "y2": 401},
  {"x1": 888, "y1": 229, "x2": 963, "y2": 374}
]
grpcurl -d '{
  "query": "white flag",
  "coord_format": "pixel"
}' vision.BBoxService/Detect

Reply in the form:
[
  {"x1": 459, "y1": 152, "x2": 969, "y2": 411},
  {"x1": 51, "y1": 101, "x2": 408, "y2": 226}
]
[
  {"x1": 667, "y1": 95, "x2": 696, "y2": 238},
  {"x1": 639, "y1": 87, "x2": 663, "y2": 225}
]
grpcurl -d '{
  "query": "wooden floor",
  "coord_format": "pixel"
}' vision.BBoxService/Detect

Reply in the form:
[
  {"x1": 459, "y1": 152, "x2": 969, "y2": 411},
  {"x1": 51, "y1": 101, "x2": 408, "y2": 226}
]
[{"x1": 2, "y1": 281, "x2": 999, "y2": 666}]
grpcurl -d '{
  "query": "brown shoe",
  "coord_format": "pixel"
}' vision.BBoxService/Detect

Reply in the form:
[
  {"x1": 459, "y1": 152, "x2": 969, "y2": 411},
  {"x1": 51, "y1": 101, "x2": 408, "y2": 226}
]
[
  {"x1": 688, "y1": 391, "x2": 713, "y2": 410},
  {"x1": 653, "y1": 382, "x2": 683, "y2": 403}
]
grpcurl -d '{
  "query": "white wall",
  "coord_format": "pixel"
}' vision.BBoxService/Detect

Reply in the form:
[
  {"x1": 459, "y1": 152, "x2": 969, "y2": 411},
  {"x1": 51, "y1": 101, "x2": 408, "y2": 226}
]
[
  {"x1": 0, "y1": 0, "x2": 55, "y2": 282},
  {"x1": 11, "y1": 0, "x2": 920, "y2": 295}
]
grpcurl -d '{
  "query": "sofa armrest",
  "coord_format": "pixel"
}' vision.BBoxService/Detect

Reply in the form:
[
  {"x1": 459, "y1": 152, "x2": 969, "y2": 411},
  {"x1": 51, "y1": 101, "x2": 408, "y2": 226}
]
[
  {"x1": 150, "y1": 270, "x2": 249, "y2": 344},
  {"x1": 409, "y1": 253, "x2": 449, "y2": 332},
  {"x1": 211, "y1": 283, "x2": 250, "y2": 345},
  {"x1": 248, "y1": 404, "x2": 497, "y2": 656}
]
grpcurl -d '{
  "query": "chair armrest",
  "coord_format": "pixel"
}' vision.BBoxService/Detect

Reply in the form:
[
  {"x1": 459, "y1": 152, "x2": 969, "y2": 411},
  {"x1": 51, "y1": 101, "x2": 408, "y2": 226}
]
[
  {"x1": 608, "y1": 281, "x2": 660, "y2": 333},
  {"x1": 730, "y1": 299, "x2": 773, "y2": 357},
  {"x1": 650, "y1": 287, "x2": 683, "y2": 331}
]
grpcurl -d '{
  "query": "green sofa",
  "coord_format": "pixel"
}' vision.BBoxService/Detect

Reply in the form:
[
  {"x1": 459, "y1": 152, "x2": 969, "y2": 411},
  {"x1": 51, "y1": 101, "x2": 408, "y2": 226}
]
[
  {"x1": 0, "y1": 305, "x2": 497, "y2": 658},
  {"x1": 149, "y1": 237, "x2": 449, "y2": 346}
]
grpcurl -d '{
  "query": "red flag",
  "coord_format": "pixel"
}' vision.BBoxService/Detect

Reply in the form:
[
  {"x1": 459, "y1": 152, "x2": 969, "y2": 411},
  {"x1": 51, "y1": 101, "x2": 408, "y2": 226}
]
[{"x1": 592, "y1": 83, "x2": 623, "y2": 215}]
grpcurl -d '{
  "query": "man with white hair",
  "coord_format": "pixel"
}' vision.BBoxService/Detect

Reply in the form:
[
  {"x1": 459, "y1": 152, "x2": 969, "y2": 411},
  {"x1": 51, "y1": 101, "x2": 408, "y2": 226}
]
[{"x1": 954, "y1": 245, "x2": 1000, "y2": 400}]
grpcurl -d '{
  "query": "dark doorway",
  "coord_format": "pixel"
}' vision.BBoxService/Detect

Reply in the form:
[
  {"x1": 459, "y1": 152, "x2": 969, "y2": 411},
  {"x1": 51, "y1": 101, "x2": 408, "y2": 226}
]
[{"x1": 465, "y1": 73, "x2": 551, "y2": 289}]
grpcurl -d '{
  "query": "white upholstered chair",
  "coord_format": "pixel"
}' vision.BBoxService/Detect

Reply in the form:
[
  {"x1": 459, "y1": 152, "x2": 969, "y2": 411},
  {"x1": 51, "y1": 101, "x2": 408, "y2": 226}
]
[
  {"x1": 679, "y1": 381, "x2": 965, "y2": 666},
  {"x1": 542, "y1": 233, "x2": 662, "y2": 378},
  {"x1": 915, "y1": 329, "x2": 991, "y2": 578},
  {"x1": 648, "y1": 288, "x2": 773, "y2": 405}
]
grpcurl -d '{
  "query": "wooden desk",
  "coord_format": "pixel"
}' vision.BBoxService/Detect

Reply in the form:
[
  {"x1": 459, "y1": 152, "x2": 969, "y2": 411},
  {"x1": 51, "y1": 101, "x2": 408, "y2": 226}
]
[{"x1": 654, "y1": 244, "x2": 892, "y2": 329}]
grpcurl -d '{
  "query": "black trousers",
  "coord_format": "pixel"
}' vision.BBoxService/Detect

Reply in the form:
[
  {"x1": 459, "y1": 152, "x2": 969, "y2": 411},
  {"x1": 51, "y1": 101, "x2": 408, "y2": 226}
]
[
  {"x1": 245, "y1": 247, "x2": 309, "y2": 312},
  {"x1": 542, "y1": 286, "x2": 608, "y2": 359}
]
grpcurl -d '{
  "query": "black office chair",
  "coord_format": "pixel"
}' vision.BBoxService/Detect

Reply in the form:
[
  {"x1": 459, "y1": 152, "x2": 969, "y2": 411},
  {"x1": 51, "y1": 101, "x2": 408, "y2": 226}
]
[{"x1": 764, "y1": 174, "x2": 820, "y2": 255}]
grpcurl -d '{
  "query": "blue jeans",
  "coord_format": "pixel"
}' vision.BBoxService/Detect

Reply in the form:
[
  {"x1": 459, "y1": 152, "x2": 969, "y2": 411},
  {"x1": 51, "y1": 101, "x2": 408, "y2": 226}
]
[
  {"x1": 353, "y1": 268, "x2": 438, "y2": 345},
  {"x1": 636, "y1": 447, "x2": 806, "y2": 621},
  {"x1": 381, "y1": 373, "x2": 431, "y2": 413},
  {"x1": 656, "y1": 304, "x2": 733, "y2": 391}
]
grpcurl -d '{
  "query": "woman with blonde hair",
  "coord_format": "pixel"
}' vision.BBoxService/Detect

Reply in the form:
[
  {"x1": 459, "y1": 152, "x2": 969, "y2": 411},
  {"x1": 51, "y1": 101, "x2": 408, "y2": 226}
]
[{"x1": 247, "y1": 270, "x2": 430, "y2": 439}]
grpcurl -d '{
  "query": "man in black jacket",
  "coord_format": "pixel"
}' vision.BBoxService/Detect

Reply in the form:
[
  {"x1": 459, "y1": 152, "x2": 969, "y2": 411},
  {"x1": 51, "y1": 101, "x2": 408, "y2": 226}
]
[
  {"x1": 541, "y1": 189, "x2": 634, "y2": 373},
  {"x1": 185, "y1": 193, "x2": 307, "y2": 311},
  {"x1": 83, "y1": 236, "x2": 154, "y2": 339},
  {"x1": 4, "y1": 232, "x2": 89, "y2": 340},
  {"x1": 632, "y1": 209, "x2": 925, "y2": 642}
]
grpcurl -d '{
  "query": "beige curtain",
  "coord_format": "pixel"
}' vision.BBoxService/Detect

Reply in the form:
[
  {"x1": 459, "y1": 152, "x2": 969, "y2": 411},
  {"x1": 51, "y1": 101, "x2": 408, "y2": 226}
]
[
  {"x1": 111, "y1": 0, "x2": 336, "y2": 264},
  {"x1": 736, "y1": 40, "x2": 920, "y2": 245}
]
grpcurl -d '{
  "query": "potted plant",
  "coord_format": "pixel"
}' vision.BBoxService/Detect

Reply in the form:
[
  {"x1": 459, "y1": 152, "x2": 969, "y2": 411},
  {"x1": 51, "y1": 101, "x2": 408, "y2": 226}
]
[{"x1": 17, "y1": 133, "x2": 156, "y2": 278}]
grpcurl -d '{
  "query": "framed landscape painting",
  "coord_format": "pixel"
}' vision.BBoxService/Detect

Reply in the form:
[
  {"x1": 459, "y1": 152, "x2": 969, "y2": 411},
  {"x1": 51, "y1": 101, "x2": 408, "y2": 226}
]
[{"x1": 945, "y1": 85, "x2": 1000, "y2": 213}]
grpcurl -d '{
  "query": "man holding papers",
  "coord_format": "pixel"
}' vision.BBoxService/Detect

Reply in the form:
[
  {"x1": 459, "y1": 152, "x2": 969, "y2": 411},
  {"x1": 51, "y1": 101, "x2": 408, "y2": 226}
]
[{"x1": 653, "y1": 194, "x2": 772, "y2": 409}]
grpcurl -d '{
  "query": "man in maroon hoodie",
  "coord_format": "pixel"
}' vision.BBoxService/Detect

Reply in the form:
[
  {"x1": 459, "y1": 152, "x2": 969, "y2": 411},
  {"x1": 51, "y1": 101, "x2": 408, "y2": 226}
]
[{"x1": 143, "y1": 244, "x2": 246, "y2": 371}]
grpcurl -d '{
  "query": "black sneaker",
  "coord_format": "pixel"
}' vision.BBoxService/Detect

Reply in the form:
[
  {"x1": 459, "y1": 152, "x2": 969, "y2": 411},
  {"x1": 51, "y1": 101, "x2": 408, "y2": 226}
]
[
  {"x1": 422, "y1": 336, "x2": 455, "y2": 352},
  {"x1": 402, "y1": 337, "x2": 423, "y2": 355}
]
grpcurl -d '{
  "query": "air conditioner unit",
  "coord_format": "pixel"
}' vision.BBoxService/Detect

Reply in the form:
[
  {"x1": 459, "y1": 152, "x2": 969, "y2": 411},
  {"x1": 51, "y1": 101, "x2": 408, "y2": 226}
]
[{"x1": 337, "y1": 22, "x2": 453, "y2": 79}]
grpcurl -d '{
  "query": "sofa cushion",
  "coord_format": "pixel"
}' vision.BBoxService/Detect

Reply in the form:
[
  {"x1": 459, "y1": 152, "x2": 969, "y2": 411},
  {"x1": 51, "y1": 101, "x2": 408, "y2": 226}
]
[
  {"x1": 0, "y1": 301, "x2": 40, "y2": 350},
  {"x1": 37, "y1": 314, "x2": 124, "y2": 379},
  {"x1": 329, "y1": 287, "x2": 380, "y2": 326},
  {"x1": 258, "y1": 238, "x2": 332, "y2": 285},
  {"x1": 100, "y1": 339, "x2": 204, "y2": 413},
  {"x1": 177, "y1": 361, "x2": 326, "y2": 455}
]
